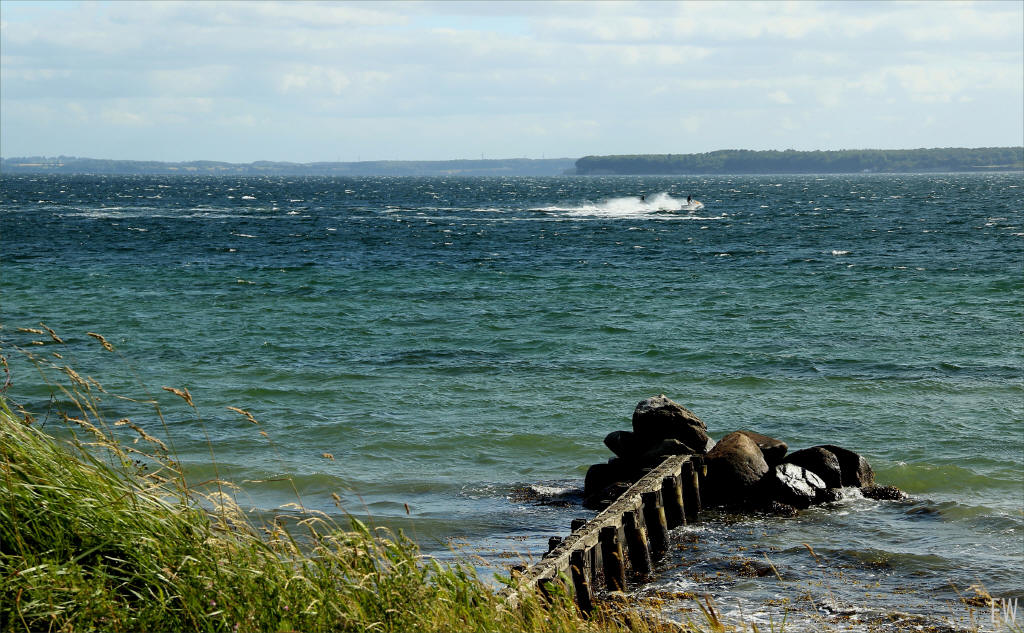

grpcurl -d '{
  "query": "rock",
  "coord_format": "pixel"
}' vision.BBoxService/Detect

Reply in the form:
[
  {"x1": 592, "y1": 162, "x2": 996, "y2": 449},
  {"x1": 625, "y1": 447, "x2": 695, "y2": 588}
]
[
  {"x1": 603, "y1": 430, "x2": 649, "y2": 459},
  {"x1": 606, "y1": 456, "x2": 645, "y2": 482},
  {"x1": 760, "y1": 500, "x2": 799, "y2": 517},
  {"x1": 703, "y1": 431, "x2": 770, "y2": 505},
  {"x1": 784, "y1": 447, "x2": 843, "y2": 489},
  {"x1": 636, "y1": 438, "x2": 697, "y2": 467},
  {"x1": 583, "y1": 463, "x2": 617, "y2": 500},
  {"x1": 631, "y1": 395, "x2": 711, "y2": 453},
  {"x1": 819, "y1": 444, "x2": 875, "y2": 487},
  {"x1": 584, "y1": 481, "x2": 632, "y2": 510},
  {"x1": 817, "y1": 488, "x2": 846, "y2": 503},
  {"x1": 768, "y1": 463, "x2": 827, "y2": 509},
  {"x1": 862, "y1": 484, "x2": 906, "y2": 501},
  {"x1": 736, "y1": 430, "x2": 788, "y2": 466}
]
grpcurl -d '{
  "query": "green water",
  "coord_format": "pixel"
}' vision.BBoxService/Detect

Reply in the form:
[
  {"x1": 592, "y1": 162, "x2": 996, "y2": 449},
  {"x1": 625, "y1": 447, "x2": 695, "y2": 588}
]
[{"x1": 2, "y1": 173, "x2": 1021, "y2": 630}]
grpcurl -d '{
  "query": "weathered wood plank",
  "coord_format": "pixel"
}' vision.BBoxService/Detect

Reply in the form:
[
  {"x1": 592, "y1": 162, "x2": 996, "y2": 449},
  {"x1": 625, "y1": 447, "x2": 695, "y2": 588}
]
[{"x1": 502, "y1": 453, "x2": 695, "y2": 608}]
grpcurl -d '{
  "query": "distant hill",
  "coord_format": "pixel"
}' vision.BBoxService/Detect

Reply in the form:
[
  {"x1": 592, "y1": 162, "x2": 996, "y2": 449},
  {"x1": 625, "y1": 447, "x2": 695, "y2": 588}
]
[
  {"x1": 0, "y1": 156, "x2": 577, "y2": 177},
  {"x1": 574, "y1": 147, "x2": 1024, "y2": 175},
  {"x1": 4, "y1": 148, "x2": 1021, "y2": 177}
]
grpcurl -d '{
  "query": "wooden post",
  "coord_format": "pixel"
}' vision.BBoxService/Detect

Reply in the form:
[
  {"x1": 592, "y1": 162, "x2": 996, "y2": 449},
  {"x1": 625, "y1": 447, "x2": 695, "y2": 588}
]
[
  {"x1": 623, "y1": 509, "x2": 653, "y2": 578},
  {"x1": 662, "y1": 474, "x2": 686, "y2": 528},
  {"x1": 569, "y1": 549, "x2": 593, "y2": 615},
  {"x1": 641, "y1": 490, "x2": 669, "y2": 560},
  {"x1": 546, "y1": 536, "x2": 563, "y2": 557},
  {"x1": 538, "y1": 576, "x2": 559, "y2": 603},
  {"x1": 599, "y1": 525, "x2": 627, "y2": 592},
  {"x1": 497, "y1": 455, "x2": 694, "y2": 609},
  {"x1": 683, "y1": 458, "x2": 702, "y2": 523}
]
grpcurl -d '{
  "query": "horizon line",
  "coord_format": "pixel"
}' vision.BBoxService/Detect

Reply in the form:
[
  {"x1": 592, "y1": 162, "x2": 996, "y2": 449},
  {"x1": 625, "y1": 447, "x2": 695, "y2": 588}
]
[{"x1": 3, "y1": 145, "x2": 1023, "y2": 165}]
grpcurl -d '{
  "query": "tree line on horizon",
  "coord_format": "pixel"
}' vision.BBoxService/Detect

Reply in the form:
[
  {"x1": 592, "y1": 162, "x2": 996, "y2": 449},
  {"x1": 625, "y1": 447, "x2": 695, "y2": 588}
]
[
  {"x1": 574, "y1": 147, "x2": 1023, "y2": 175},
  {"x1": 2, "y1": 147, "x2": 1021, "y2": 176},
  {"x1": 0, "y1": 156, "x2": 576, "y2": 177}
]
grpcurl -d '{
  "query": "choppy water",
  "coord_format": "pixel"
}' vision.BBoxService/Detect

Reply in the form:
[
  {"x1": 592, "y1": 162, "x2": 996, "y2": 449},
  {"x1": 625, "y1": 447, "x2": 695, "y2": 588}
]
[{"x1": 2, "y1": 173, "x2": 1021, "y2": 630}]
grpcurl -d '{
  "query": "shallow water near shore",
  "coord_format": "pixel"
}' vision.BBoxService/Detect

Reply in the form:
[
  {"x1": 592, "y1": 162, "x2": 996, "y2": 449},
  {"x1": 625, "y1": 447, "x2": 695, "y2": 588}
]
[{"x1": 2, "y1": 173, "x2": 1021, "y2": 630}]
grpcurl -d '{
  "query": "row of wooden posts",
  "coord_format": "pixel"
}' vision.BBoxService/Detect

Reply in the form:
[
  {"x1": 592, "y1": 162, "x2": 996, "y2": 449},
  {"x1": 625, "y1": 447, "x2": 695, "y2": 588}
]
[{"x1": 503, "y1": 454, "x2": 704, "y2": 613}]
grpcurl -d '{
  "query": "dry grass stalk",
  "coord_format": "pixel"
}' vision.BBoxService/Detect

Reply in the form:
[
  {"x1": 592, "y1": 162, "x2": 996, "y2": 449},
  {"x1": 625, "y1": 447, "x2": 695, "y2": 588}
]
[
  {"x1": 87, "y1": 331, "x2": 116, "y2": 352},
  {"x1": 39, "y1": 322, "x2": 65, "y2": 344},
  {"x1": 1, "y1": 328, "x2": 707, "y2": 633},
  {"x1": 227, "y1": 405, "x2": 260, "y2": 425},
  {"x1": 162, "y1": 385, "x2": 194, "y2": 407}
]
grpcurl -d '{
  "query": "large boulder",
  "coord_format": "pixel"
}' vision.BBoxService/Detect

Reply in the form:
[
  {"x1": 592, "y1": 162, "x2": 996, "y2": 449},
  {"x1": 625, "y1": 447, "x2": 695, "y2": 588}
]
[
  {"x1": 767, "y1": 463, "x2": 827, "y2": 509},
  {"x1": 590, "y1": 481, "x2": 632, "y2": 510},
  {"x1": 819, "y1": 444, "x2": 875, "y2": 487},
  {"x1": 703, "y1": 431, "x2": 770, "y2": 505},
  {"x1": 784, "y1": 447, "x2": 843, "y2": 489},
  {"x1": 583, "y1": 463, "x2": 618, "y2": 501},
  {"x1": 605, "y1": 456, "x2": 646, "y2": 482},
  {"x1": 631, "y1": 395, "x2": 712, "y2": 453},
  {"x1": 736, "y1": 430, "x2": 788, "y2": 466},
  {"x1": 634, "y1": 438, "x2": 695, "y2": 468},
  {"x1": 603, "y1": 430, "x2": 648, "y2": 460},
  {"x1": 584, "y1": 455, "x2": 652, "y2": 510}
]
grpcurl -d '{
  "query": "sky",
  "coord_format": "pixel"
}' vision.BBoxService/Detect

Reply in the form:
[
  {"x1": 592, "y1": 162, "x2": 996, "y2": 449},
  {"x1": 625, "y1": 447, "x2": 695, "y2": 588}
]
[{"x1": 1, "y1": 0, "x2": 1022, "y2": 163}]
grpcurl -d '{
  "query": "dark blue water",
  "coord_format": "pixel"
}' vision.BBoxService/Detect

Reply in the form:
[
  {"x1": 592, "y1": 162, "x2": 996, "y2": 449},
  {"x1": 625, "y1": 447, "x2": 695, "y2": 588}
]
[{"x1": 2, "y1": 173, "x2": 1021, "y2": 630}]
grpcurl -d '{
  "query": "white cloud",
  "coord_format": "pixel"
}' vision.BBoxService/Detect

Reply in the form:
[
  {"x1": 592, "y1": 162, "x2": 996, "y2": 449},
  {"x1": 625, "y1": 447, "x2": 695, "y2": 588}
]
[
  {"x1": 101, "y1": 107, "x2": 147, "y2": 127},
  {"x1": 1, "y1": 0, "x2": 1020, "y2": 161},
  {"x1": 277, "y1": 66, "x2": 352, "y2": 96}
]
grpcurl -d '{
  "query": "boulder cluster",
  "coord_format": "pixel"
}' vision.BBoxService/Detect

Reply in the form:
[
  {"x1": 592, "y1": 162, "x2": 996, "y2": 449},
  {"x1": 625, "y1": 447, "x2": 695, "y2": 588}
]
[{"x1": 583, "y1": 395, "x2": 904, "y2": 513}]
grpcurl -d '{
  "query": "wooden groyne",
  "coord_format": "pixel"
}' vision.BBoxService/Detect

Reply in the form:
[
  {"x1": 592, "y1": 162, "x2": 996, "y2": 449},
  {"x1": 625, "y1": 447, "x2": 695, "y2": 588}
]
[
  {"x1": 503, "y1": 454, "x2": 703, "y2": 612},
  {"x1": 501, "y1": 394, "x2": 897, "y2": 613}
]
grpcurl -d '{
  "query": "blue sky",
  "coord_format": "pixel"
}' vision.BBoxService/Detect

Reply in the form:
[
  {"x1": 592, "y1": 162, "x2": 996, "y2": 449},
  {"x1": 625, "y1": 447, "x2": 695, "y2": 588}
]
[{"x1": 2, "y1": 0, "x2": 1021, "y2": 162}]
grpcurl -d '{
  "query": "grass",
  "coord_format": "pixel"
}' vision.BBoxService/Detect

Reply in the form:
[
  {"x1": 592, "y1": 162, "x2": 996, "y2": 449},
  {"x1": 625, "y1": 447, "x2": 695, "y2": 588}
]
[
  {"x1": 0, "y1": 328, "x2": 697, "y2": 633},
  {"x1": 7, "y1": 327, "x2": 1011, "y2": 633}
]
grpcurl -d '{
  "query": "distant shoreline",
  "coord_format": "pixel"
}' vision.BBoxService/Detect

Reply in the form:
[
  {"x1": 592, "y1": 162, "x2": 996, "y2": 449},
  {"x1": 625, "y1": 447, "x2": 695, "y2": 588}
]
[
  {"x1": 2, "y1": 146, "x2": 1021, "y2": 176},
  {"x1": 0, "y1": 156, "x2": 577, "y2": 177},
  {"x1": 574, "y1": 147, "x2": 1023, "y2": 175}
]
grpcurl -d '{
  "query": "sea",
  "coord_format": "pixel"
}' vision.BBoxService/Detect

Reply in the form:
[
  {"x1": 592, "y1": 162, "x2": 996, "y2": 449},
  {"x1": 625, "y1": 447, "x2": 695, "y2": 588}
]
[{"x1": 1, "y1": 173, "x2": 1021, "y2": 631}]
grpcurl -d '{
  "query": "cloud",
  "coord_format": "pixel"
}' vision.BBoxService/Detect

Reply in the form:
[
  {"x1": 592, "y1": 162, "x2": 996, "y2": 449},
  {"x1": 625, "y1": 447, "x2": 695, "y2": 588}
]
[{"x1": 1, "y1": 0, "x2": 1020, "y2": 161}]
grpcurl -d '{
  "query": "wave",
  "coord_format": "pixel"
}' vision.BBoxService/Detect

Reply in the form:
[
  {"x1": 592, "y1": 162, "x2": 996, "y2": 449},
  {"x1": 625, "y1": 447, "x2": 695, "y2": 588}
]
[{"x1": 532, "y1": 192, "x2": 718, "y2": 220}]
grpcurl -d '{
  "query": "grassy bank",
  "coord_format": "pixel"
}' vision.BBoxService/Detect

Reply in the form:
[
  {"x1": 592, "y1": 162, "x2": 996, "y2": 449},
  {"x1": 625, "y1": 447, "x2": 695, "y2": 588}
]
[{"x1": 0, "y1": 334, "x2": 693, "y2": 633}]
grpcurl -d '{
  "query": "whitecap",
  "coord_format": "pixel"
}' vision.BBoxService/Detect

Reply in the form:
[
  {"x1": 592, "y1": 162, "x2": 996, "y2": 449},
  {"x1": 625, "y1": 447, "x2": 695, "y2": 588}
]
[
  {"x1": 527, "y1": 484, "x2": 574, "y2": 497},
  {"x1": 536, "y1": 192, "x2": 710, "y2": 220}
]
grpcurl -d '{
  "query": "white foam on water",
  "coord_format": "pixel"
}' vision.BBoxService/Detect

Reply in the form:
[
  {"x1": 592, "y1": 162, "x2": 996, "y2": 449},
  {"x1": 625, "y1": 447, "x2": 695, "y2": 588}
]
[
  {"x1": 535, "y1": 192, "x2": 716, "y2": 220},
  {"x1": 527, "y1": 484, "x2": 574, "y2": 497}
]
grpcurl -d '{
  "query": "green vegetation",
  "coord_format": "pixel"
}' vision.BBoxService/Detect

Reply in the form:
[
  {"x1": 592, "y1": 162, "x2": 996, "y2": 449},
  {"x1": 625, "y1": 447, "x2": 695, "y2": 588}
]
[
  {"x1": 0, "y1": 330, "x2": 686, "y2": 633},
  {"x1": 5, "y1": 327, "x2": 1005, "y2": 632},
  {"x1": 574, "y1": 147, "x2": 1024, "y2": 175},
  {"x1": 0, "y1": 156, "x2": 576, "y2": 177},
  {"x1": 5, "y1": 148, "x2": 1019, "y2": 177}
]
